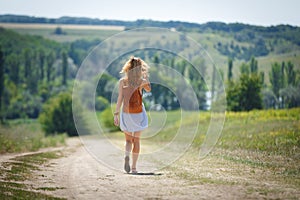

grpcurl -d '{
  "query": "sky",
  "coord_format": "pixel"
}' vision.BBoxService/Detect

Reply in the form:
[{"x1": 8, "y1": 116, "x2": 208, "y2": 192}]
[{"x1": 0, "y1": 0, "x2": 299, "y2": 26}]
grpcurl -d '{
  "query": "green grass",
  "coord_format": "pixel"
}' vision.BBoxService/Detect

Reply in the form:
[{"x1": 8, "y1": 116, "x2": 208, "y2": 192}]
[
  {"x1": 219, "y1": 108, "x2": 300, "y2": 155},
  {"x1": 100, "y1": 108, "x2": 299, "y2": 157},
  {"x1": 0, "y1": 151, "x2": 65, "y2": 200},
  {"x1": 2, "y1": 151, "x2": 63, "y2": 182},
  {"x1": 0, "y1": 120, "x2": 66, "y2": 153},
  {"x1": 0, "y1": 182, "x2": 66, "y2": 200},
  {"x1": 0, "y1": 119, "x2": 67, "y2": 199},
  {"x1": 122, "y1": 108, "x2": 299, "y2": 186},
  {"x1": 101, "y1": 108, "x2": 299, "y2": 187}
]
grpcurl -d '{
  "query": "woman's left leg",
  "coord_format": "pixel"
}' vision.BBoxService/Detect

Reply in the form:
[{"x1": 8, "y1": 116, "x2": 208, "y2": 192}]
[
  {"x1": 124, "y1": 131, "x2": 133, "y2": 173},
  {"x1": 132, "y1": 131, "x2": 141, "y2": 172}
]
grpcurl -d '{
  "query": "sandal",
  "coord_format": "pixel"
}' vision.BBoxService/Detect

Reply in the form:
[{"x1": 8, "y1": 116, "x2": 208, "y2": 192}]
[{"x1": 124, "y1": 156, "x2": 130, "y2": 173}]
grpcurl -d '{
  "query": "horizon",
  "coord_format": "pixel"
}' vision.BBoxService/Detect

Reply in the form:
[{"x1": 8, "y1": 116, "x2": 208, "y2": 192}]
[
  {"x1": 0, "y1": 0, "x2": 299, "y2": 27},
  {"x1": 0, "y1": 13, "x2": 299, "y2": 28}
]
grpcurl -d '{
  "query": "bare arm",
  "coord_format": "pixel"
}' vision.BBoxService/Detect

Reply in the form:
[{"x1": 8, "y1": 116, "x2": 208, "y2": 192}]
[
  {"x1": 114, "y1": 79, "x2": 123, "y2": 126},
  {"x1": 141, "y1": 76, "x2": 151, "y2": 92}
]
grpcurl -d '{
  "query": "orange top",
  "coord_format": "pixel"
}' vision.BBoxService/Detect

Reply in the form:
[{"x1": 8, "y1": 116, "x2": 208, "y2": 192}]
[
  {"x1": 119, "y1": 78, "x2": 150, "y2": 114},
  {"x1": 122, "y1": 87, "x2": 143, "y2": 113}
]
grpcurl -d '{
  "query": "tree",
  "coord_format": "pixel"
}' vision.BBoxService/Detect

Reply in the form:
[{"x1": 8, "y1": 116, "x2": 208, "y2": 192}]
[
  {"x1": 279, "y1": 85, "x2": 300, "y2": 108},
  {"x1": 286, "y1": 61, "x2": 296, "y2": 86},
  {"x1": 226, "y1": 81, "x2": 241, "y2": 111},
  {"x1": 39, "y1": 49, "x2": 45, "y2": 81},
  {"x1": 262, "y1": 88, "x2": 277, "y2": 109},
  {"x1": 96, "y1": 73, "x2": 117, "y2": 100},
  {"x1": 39, "y1": 92, "x2": 88, "y2": 136},
  {"x1": 27, "y1": 50, "x2": 39, "y2": 94},
  {"x1": 228, "y1": 58, "x2": 233, "y2": 81},
  {"x1": 226, "y1": 74, "x2": 262, "y2": 111},
  {"x1": 227, "y1": 58, "x2": 263, "y2": 111},
  {"x1": 153, "y1": 54, "x2": 160, "y2": 64},
  {"x1": 269, "y1": 62, "x2": 281, "y2": 98},
  {"x1": 0, "y1": 47, "x2": 4, "y2": 123},
  {"x1": 62, "y1": 51, "x2": 68, "y2": 86},
  {"x1": 7, "y1": 90, "x2": 42, "y2": 119},
  {"x1": 54, "y1": 27, "x2": 65, "y2": 35},
  {"x1": 46, "y1": 51, "x2": 55, "y2": 83},
  {"x1": 281, "y1": 62, "x2": 286, "y2": 87},
  {"x1": 95, "y1": 96, "x2": 109, "y2": 111},
  {"x1": 250, "y1": 56, "x2": 258, "y2": 74},
  {"x1": 240, "y1": 63, "x2": 250, "y2": 75},
  {"x1": 260, "y1": 71, "x2": 265, "y2": 86},
  {"x1": 23, "y1": 48, "x2": 31, "y2": 80},
  {"x1": 239, "y1": 74, "x2": 262, "y2": 111},
  {"x1": 211, "y1": 65, "x2": 216, "y2": 100},
  {"x1": 6, "y1": 53, "x2": 20, "y2": 85}
]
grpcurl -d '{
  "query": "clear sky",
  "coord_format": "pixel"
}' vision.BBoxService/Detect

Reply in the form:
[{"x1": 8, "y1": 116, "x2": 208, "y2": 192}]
[{"x1": 0, "y1": 0, "x2": 299, "y2": 26}]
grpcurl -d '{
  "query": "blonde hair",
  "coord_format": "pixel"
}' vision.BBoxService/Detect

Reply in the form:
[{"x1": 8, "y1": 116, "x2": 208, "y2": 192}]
[{"x1": 120, "y1": 56, "x2": 149, "y2": 87}]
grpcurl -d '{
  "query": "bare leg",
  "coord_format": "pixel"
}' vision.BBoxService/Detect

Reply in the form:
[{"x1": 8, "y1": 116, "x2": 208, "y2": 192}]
[
  {"x1": 124, "y1": 131, "x2": 133, "y2": 156},
  {"x1": 132, "y1": 131, "x2": 141, "y2": 172},
  {"x1": 124, "y1": 131, "x2": 133, "y2": 173}
]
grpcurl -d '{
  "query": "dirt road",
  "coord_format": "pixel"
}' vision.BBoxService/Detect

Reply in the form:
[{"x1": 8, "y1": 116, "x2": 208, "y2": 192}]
[{"x1": 1, "y1": 137, "x2": 299, "y2": 199}]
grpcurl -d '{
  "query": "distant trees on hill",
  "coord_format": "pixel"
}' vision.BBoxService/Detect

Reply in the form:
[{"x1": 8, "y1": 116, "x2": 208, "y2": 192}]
[
  {"x1": 216, "y1": 39, "x2": 269, "y2": 61},
  {"x1": 269, "y1": 61, "x2": 300, "y2": 108},
  {"x1": 0, "y1": 19, "x2": 299, "y2": 131},
  {"x1": 226, "y1": 57, "x2": 300, "y2": 111},
  {"x1": 0, "y1": 47, "x2": 4, "y2": 123},
  {"x1": 0, "y1": 28, "x2": 70, "y2": 119}
]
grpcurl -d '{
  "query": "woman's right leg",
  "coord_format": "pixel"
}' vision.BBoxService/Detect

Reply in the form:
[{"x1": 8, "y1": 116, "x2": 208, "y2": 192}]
[{"x1": 132, "y1": 131, "x2": 141, "y2": 172}]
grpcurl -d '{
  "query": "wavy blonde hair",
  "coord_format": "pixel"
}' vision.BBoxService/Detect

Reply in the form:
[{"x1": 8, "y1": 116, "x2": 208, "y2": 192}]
[{"x1": 120, "y1": 56, "x2": 149, "y2": 87}]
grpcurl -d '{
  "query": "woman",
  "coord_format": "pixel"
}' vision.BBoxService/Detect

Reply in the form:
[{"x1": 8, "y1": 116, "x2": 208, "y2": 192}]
[{"x1": 113, "y1": 56, "x2": 151, "y2": 174}]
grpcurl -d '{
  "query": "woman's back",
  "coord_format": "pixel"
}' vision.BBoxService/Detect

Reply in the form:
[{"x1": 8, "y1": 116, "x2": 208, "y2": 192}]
[{"x1": 122, "y1": 79, "x2": 143, "y2": 113}]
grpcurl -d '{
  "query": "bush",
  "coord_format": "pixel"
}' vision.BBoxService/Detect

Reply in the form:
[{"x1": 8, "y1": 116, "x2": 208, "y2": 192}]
[
  {"x1": 39, "y1": 92, "x2": 86, "y2": 136},
  {"x1": 100, "y1": 104, "x2": 120, "y2": 132},
  {"x1": 53, "y1": 27, "x2": 66, "y2": 35},
  {"x1": 95, "y1": 96, "x2": 109, "y2": 111},
  {"x1": 7, "y1": 90, "x2": 42, "y2": 119}
]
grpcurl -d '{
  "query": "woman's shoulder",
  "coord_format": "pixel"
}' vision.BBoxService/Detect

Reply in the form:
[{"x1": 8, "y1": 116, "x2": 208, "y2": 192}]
[
  {"x1": 119, "y1": 78, "x2": 128, "y2": 88},
  {"x1": 119, "y1": 77, "x2": 128, "y2": 81},
  {"x1": 119, "y1": 77, "x2": 126, "y2": 83}
]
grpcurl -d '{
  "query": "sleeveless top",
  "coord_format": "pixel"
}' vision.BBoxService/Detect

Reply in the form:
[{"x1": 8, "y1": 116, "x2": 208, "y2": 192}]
[{"x1": 122, "y1": 80, "x2": 143, "y2": 113}]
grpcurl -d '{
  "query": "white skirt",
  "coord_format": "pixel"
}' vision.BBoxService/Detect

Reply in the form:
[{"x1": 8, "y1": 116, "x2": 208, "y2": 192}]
[{"x1": 120, "y1": 104, "x2": 148, "y2": 133}]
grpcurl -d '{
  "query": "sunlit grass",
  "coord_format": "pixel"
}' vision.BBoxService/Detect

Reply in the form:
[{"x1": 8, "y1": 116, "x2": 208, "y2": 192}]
[
  {"x1": 218, "y1": 108, "x2": 300, "y2": 156},
  {"x1": 99, "y1": 108, "x2": 300, "y2": 157},
  {"x1": 0, "y1": 120, "x2": 66, "y2": 153}
]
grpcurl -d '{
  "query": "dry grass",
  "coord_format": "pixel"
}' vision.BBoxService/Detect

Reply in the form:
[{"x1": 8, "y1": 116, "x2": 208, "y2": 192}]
[
  {"x1": 0, "y1": 120, "x2": 66, "y2": 153},
  {"x1": 0, "y1": 23, "x2": 125, "y2": 31}
]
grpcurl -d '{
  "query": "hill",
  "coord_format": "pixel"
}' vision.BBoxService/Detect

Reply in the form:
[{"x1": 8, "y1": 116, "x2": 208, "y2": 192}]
[
  {"x1": 1, "y1": 14, "x2": 300, "y2": 62},
  {"x1": 0, "y1": 14, "x2": 299, "y2": 118}
]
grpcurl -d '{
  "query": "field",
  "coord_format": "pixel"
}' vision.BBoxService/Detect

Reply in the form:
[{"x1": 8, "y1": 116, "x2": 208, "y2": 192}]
[
  {"x1": 0, "y1": 22, "x2": 299, "y2": 199},
  {"x1": 0, "y1": 23, "x2": 124, "y2": 42},
  {"x1": 0, "y1": 108, "x2": 299, "y2": 199}
]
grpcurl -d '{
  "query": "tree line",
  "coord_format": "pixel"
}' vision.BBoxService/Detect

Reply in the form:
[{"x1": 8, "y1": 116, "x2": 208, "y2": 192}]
[{"x1": 1, "y1": 14, "x2": 300, "y2": 45}]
